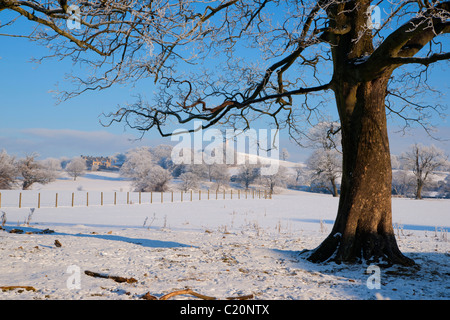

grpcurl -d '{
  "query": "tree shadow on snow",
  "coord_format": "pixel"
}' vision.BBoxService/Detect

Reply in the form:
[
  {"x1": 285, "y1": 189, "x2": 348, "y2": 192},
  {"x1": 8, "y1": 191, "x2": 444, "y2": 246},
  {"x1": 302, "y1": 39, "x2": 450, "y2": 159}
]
[
  {"x1": 2, "y1": 225, "x2": 193, "y2": 249},
  {"x1": 267, "y1": 247, "x2": 449, "y2": 300}
]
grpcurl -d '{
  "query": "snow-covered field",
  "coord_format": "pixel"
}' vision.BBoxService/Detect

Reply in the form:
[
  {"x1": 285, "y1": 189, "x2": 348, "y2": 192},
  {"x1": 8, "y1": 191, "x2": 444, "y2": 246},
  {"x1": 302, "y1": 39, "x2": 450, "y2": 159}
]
[{"x1": 0, "y1": 172, "x2": 449, "y2": 300}]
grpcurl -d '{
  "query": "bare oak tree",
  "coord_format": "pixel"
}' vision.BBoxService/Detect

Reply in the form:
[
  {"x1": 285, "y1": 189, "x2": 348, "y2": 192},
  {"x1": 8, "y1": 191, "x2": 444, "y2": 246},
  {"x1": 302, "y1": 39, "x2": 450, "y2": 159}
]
[{"x1": 2, "y1": 0, "x2": 449, "y2": 265}]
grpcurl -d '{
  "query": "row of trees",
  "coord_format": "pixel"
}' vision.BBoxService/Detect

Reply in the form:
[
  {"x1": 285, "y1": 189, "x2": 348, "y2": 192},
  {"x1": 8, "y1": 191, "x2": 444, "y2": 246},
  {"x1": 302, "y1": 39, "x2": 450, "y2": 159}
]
[
  {"x1": 118, "y1": 145, "x2": 289, "y2": 193},
  {"x1": 290, "y1": 121, "x2": 450, "y2": 200},
  {"x1": 0, "y1": 151, "x2": 88, "y2": 190},
  {"x1": 2, "y1": 138, "x2": 448, "y2": 198}
]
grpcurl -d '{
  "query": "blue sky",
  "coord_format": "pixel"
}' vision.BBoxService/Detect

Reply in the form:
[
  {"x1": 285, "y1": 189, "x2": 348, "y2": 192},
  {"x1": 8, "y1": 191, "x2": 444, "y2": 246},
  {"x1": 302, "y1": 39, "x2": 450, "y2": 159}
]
[{"x1": 0, "y1": 9, "x2": 449, "y2": 162}]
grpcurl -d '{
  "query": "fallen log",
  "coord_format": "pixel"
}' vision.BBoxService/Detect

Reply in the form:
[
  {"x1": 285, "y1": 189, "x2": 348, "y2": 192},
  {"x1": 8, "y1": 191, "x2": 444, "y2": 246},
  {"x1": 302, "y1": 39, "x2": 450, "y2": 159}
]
[
  {"x1": 84, "y1": 270, "x2": 138, "y2": 284},
  {"x1": 0, "y1": 286, "x2": 37, "y2": 292}
]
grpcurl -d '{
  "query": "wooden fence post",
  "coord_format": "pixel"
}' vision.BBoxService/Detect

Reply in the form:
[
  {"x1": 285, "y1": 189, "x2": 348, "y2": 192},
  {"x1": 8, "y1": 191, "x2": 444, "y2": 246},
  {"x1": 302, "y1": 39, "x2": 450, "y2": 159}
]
[
  {"x1": 55, "y1": 193, "x2": 58, "y2": 208},
  {"x1": 19, "y1": 193, "x2": 22, "y2": 208},
  {"x1": 87, "y1": 192, "x2": 89, "y2": 207},
  {"x1": 127, "y1": 192, "x2": 129, "y2": 205},
  {"x1": 151, "y1": 192, "x2": 153, "y2": 204},
  {"x1": 171, "y1": 191, "x2": 173, "y2": 202},
  {"x1": 231, "y1": 189, "x2": 233, "y2": 199},
  {"x1": 139, "y1": 192, "x2": 141, "y2": 204},
  {"x1": 72, "y1": 193, "x2": 74, "y2": 207},
  {"x1": 38, "y1": 193, "x2": 41, "y2": 209},
  {"x1": 199, "y1": 190, "x2": 201, "y2": 201},
  {"x1": 161, "y1": 192, "x2": 163, "y2": 203},
  {"x1": 181, "y1": 191, "x2": 183, "y2": 202},
  {"x1": 190, "y1": 190, "x2": 193, "y2": 201},
  {"x1": 114, "y1": 192, "x2": 116, "y2": 205}
]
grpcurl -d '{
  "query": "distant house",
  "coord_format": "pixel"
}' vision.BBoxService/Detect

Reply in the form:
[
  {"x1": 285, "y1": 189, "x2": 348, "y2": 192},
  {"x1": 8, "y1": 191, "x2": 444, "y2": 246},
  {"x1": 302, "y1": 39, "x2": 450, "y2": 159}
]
[{"x1": 81, "y1": 156, "x2": 118, "y2": 170}]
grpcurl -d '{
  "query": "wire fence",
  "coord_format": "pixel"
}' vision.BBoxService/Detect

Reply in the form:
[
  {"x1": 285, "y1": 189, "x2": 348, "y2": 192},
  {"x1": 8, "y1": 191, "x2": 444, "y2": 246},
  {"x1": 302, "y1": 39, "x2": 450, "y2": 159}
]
[{"x1": 0, "y1": 189, "x2": 272, "y2": 209}]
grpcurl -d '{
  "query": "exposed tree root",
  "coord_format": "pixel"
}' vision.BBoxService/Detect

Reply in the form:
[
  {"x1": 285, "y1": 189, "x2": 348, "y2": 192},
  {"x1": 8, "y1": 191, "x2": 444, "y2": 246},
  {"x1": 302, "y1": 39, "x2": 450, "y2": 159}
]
[{"x1": 302, "y1": 233, "x2": 416, "y2": 267}]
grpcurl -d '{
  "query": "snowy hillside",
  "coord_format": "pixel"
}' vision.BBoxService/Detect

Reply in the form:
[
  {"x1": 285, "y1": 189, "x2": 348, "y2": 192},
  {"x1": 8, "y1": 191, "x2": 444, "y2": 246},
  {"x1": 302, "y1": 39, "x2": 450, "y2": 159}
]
[{"x1": 0, "y1": 172, "x2": 448, "y2": 301}]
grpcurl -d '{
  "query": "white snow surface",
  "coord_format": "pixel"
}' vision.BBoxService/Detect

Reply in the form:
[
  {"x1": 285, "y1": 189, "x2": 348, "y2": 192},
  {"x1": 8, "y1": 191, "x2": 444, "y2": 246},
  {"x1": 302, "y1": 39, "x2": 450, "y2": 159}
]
[{"x1": 0, "y1": 172, "x2": 449, "y2": 300}]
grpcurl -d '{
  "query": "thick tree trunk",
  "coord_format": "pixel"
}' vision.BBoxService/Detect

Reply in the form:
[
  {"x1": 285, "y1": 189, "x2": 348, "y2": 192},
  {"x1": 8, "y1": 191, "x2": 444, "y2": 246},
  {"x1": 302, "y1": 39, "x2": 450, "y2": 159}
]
[
  {"x1": 330, "y1": 178, "x2": 338, "y2": 197},
  {"x1": 416, "y1": 180, "x2": 423, "y2": 200},
  {"x1": 307, "y1": 76, "x2": 415, "y2": 266}
]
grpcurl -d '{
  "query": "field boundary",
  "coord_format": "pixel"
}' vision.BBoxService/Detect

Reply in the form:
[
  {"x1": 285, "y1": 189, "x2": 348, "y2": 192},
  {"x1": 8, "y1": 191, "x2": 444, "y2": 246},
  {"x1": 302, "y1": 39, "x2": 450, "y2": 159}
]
[{"x1": 0, "y1": 189, "x2": 272, "y2": 209}]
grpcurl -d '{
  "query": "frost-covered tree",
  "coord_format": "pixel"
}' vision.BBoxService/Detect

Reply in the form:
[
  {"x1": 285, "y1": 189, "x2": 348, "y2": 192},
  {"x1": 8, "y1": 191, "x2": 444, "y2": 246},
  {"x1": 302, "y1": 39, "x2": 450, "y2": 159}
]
[
  {"x1": 187, "y1": 163, "x2": 210, "y2": 181},
  {"x1": 18, "y1": 154, "x2": 57, "y2": 190},
  {"x1": 391, "y1": 170, "x2": 416, "y2": 197},
  {"x1": 281, "y1": 148, "x2": 290, "y2": 161},
  {"x1": 179, "y1": 172, "x2": 201, "y2": 192},
  {"x1": 235, "y1": 163, "x2": 261, "y2": 190},
  {"x1": 120, "y1": 147, "x2": 154, "y2": 180},
  {"x1": 400, "y1": 144, "x2": 449, "y2": 199},
  {"x1": 293, "y1": 164, "x2": 308, "y2": 186},
  {"x1": 438, "y1": 175, "x2": 450, "y2": 199},
  {"x1": 307, "y1": 149, "x2": 342, "y2": 197},
  {"x1": 307, "y1": 121, "x2": 341, "y2": 151},
  {"x1": 42, "y1": 158, "x2": 63, "y2": 173},
  {"x1": 134, "y1": 166, "x2": 172, "y2": 192},
  {"x1": 304, "y1": 122, "x2": 342, "y2": 196},
  {"x1": 210, "y1": 164, "x2": 230, "y2": 192},
  {"x1": 0, "y1": 150, "x2": 18, "y2": 190},
  {"x1": 66, "y1": 157, "x2": 87, "y2": 181},
  {"x1": 151, "y1": 145, "x2": 174, "y2": 170},
  {"x1": 121, "y1": 147, "x2": 172, "y2": 192},
  {"x1": 260, "y1": 166, "x2": 288, "y2": 194}
]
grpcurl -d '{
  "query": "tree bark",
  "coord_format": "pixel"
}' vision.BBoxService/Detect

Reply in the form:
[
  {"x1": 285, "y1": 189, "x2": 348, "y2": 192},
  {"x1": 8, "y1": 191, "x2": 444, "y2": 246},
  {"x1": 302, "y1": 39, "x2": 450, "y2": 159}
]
[
  {"x1": 308, "y1": 75, "x2": 415, "y2": 266},
  {"x1": 330, "y1": 177, "x2": 338, "y2": 197},
  {"x1": 416, "y1": 180, "x2": 423, "y2": 200},
  {"x1": 304, "y1": 1, "x2": 417, "y2": 266}
]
